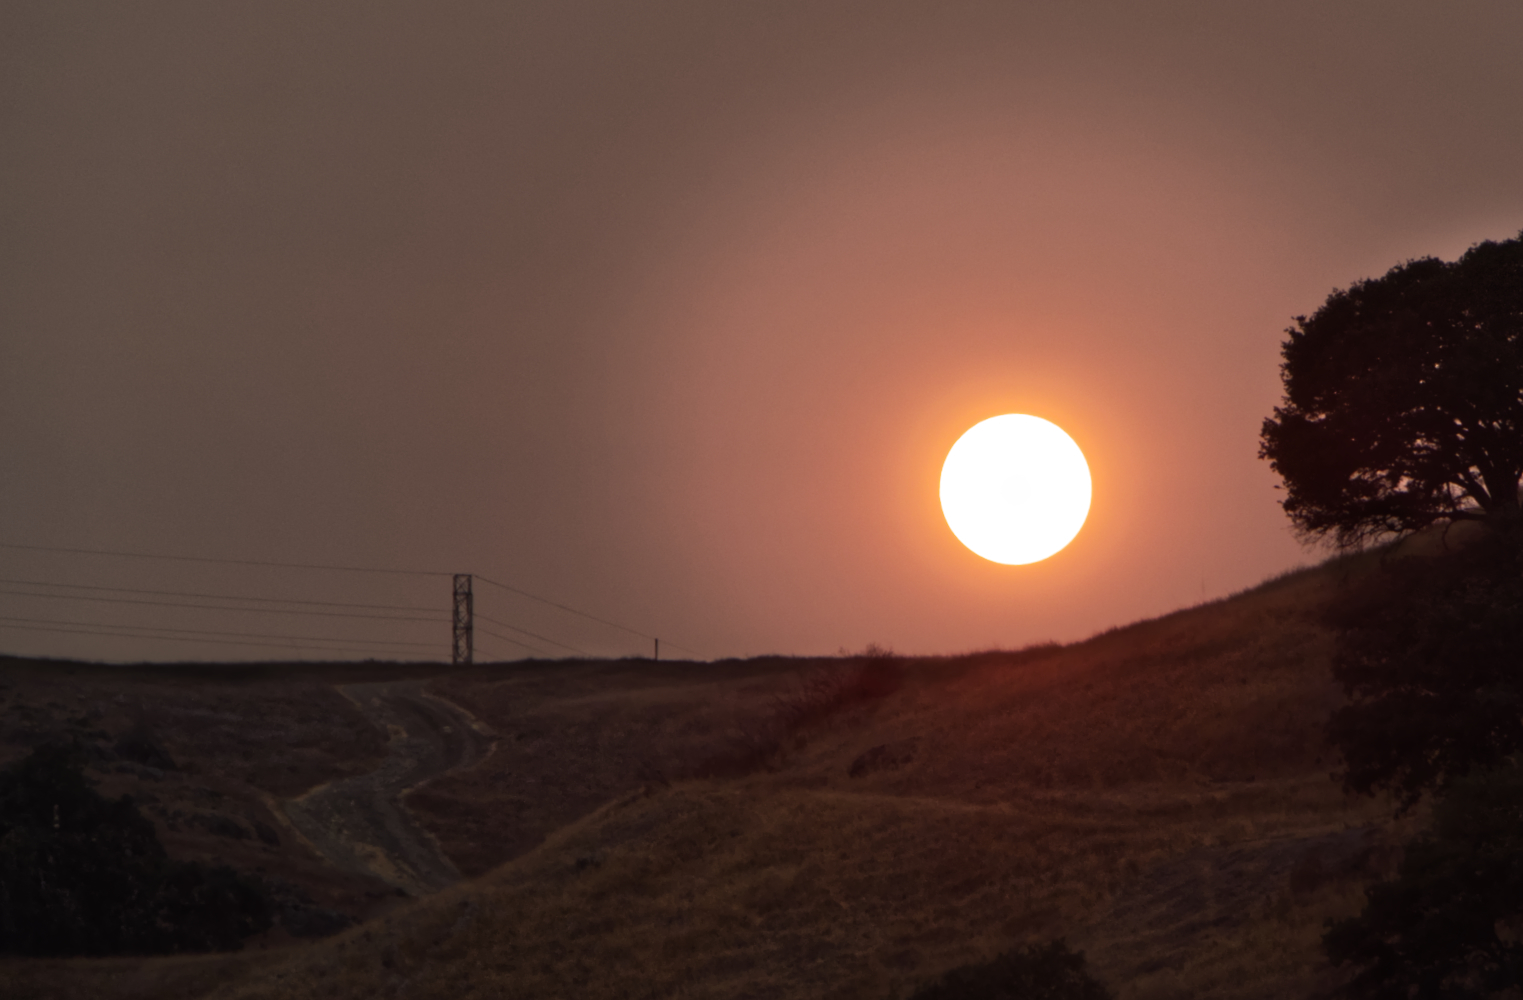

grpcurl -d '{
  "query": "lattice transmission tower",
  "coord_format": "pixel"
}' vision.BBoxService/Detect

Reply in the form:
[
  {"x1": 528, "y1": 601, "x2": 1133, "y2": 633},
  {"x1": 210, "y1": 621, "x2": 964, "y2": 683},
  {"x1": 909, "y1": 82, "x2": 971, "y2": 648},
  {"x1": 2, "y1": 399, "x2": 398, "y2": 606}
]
[{"x1": 452, "y1": 574, "x2": 473, "y2": 665}]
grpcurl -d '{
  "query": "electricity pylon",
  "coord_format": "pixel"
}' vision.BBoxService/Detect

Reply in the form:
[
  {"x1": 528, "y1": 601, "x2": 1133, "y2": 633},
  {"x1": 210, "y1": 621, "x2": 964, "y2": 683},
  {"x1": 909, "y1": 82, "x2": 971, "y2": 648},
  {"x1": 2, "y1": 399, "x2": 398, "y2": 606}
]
[{"x1": 452, "y1": 574, "x2": 473, "y2": 665}]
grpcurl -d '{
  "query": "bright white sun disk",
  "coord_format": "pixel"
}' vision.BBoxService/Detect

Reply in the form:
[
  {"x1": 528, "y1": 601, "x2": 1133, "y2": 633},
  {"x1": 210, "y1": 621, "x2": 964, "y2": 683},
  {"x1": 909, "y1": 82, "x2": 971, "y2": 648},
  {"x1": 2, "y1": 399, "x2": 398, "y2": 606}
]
[{"x1": 939, "y1": 414, "x2": 1092, "y2": 565}]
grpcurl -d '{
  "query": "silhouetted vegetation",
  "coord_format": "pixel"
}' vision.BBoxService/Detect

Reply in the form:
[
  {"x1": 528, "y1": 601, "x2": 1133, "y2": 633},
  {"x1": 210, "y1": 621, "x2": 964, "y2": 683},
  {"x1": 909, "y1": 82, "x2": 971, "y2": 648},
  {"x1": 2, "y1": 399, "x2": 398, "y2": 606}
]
[
  {"x1": 1260, "y1": 231, "x2": 1523, "y2": 549},
  {"x1": 906, "y1": 939, "x2": 1113, "y2": 1000},
  {"x1": 1327, "y1": 532, "x2": 1523, "y2": 810},
  {"x1": 0, "y1": 742, "x2": 272, "y2": 956},
  {"x1": 700, "y1": 648, "x2": 905, "y2": 777},
  {"x1": 1260, "y1": 234, "x2": 1523, "y2": 994},
  {"x1": 1320, "y1": 528, "x2": 1523, "y2": 994},
  {"x1": 112, "y1": 714, "x2": 177, "y2": 771},
  {"x1": 772, "y1": 645, "x2": 904, "y2": 732},
  {"x1": 1325, "y1": 765, "x2": 1523, "y2": 998}
]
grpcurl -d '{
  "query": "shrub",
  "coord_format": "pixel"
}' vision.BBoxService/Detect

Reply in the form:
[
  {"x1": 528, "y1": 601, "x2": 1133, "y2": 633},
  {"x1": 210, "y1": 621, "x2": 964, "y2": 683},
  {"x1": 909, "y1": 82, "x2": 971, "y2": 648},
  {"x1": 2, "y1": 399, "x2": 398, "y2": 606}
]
[
  {"x1": 1321, "y1": 534, "x2": 1523, "y2": 995},
  {"x1": 907, "y1": 939, "x2": 1114, "y2": 1000},
  {"x1": 0, "y1": 742, "x2": 272, "y2": 956},
  {"x1": 1324, "y1": 764, "x2": 1523, "y2": 998},
  {"x1": 693, "y1": 654, "x2": 906, "y2": 779},
  {"x1": 772, "y1": 652, "x2": 904, "y2": 732},
  {"x1": 1326, "y1": 536, "x2": 1523, "y2": 810}
]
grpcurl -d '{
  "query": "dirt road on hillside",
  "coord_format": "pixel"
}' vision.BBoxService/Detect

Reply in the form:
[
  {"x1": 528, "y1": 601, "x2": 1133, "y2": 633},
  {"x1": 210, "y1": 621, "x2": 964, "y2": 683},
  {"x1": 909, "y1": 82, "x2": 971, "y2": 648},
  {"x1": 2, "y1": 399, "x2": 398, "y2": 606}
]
[{"x1": 281, "y1": 680, "x2": 495, "y2": 896}]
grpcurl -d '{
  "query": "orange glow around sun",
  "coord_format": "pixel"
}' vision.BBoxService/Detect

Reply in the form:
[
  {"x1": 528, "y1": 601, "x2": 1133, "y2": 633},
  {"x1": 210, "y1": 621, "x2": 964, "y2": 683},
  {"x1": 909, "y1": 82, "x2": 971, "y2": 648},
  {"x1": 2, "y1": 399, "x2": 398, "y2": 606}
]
[{"x1": 939, "y1": 414, "x2": 1092, "y2": 565}]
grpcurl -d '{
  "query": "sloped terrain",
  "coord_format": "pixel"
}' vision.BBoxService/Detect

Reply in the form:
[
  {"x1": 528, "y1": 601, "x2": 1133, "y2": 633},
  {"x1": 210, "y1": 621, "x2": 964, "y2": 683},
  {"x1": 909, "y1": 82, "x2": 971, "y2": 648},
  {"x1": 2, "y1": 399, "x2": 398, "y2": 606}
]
[
  {"x1": 1, "y1": 554, "x2": 1414, "y2": 999},
  {"x1": 283, "y1": 679, "x2": 495, "y2": 896},
  {"x1": 0, "y1": 661, "x2": 421, "y2": 944}
]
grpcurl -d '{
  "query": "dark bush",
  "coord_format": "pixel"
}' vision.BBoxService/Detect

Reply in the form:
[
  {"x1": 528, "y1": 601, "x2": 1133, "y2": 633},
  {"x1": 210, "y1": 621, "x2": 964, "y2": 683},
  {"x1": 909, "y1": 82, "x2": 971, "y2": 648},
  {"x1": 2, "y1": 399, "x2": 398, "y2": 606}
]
[
  {"x1": 1325, "y1": 764, "x2": 1523, "y2": 998},
  {"x1": 149, "y1": 860, "x2": 274, "y2": 952},
  {"x1": 260, "y1": 875, "x2": 355, "y2": 939},
  {"x1": 113, "y1": 709, "x2": 177, "y2": 771},
  {"x1": 697, "y1": 654, "x2": 906, "y2": 779},
  {"x1": 1320, "y1": 534, "x2": 1523, "y2": 994},
  {"x1": 908, "y1": 939, "x2": 1113, "y2": 1000},
  {"x1": 772, "y1": 653, "x2": 903, "y2": 733},
  {"x1": 112, "y1": 729, "x2": 177, "y2": 771},
  {"x1": 1327, "y1": 535, "x2": 1523, "y2": 810},
  {"x1": 0, "y1": 743, "x2": 271, "y2": 956}
]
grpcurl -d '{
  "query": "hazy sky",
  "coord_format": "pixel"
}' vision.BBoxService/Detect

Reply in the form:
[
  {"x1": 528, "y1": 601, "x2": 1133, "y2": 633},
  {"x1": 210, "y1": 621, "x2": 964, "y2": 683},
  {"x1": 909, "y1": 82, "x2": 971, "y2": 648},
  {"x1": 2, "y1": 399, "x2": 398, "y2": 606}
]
[{"x1": 4, "y1": 1, "x2": 1523, "y2": 663}]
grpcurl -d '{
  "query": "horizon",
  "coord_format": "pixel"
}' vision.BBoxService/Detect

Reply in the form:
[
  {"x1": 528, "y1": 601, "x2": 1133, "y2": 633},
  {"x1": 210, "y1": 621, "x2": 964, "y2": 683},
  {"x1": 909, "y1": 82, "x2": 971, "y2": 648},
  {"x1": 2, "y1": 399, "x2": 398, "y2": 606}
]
[{"x1": 0, "y1": 546, "x2": 1334, "y2": 667}]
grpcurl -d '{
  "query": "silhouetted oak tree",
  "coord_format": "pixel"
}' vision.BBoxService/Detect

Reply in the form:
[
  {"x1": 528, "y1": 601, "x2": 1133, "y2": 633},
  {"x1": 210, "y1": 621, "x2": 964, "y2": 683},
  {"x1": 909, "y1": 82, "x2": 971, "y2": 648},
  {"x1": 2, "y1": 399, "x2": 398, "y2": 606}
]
[{"x1": 1260, "y1": 233, "x2": 1523, "y2": 549}]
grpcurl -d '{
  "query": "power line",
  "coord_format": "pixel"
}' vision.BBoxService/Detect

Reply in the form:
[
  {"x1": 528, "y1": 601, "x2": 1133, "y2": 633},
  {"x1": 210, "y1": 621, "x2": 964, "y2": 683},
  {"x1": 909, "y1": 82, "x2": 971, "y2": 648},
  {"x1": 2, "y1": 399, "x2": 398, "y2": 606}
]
[
  {"x1": 0, "y1": 587, "x2": 446, "y2": 623},
  {"x1": 473, "y1": 627, "x2": 550, "y2": 657},
  {"x1": 0, "y1": 577, "x2": 439, "y2": 613},
  {"x1": 474, "y1": 613, "x2": 587, "y2": 655},
  {"x1": 0, "y1": 614, "x2": 440, "y2": 650},
  {"x1": 0, "y1": 541, "x2": 449, "y2": 577},
  {"x1": 469, "y1": 638, "x2": 511, "y2": 661},
  {"x1": 473, "y1": 576, "x2": 705, "y2": 658},
  {"x1": 0, "y1": 623, "x2": 435, "y2": 659},
  {"x1": 647, "y1": 639, "x2": 703, "y2": 658},
  {"x1": 2, "y1": 541, "x2": 705, "y2": 659},
  {"x1": 474, "y1": 574, "x2": 649, "y2": 638}
]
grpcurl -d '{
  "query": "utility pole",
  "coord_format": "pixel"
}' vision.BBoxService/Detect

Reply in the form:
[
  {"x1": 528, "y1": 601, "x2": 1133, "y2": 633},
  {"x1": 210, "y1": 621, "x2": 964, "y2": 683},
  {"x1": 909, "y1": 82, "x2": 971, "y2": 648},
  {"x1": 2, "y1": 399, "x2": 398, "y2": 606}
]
[
  {"x1": 653, "y1": 637, "x2": 659, "y2": 661},
  {"x1": 452, "y1": 574, "x2": 473, "y2": 665}
]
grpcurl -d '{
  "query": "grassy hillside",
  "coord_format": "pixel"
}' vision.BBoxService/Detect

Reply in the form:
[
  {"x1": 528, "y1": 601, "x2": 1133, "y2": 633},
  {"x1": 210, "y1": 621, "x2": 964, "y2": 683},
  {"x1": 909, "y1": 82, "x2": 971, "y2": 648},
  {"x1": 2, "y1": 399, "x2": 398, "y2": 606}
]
[{"x1": 2, "y1": 554, "x2": 1415, "y2": 999}]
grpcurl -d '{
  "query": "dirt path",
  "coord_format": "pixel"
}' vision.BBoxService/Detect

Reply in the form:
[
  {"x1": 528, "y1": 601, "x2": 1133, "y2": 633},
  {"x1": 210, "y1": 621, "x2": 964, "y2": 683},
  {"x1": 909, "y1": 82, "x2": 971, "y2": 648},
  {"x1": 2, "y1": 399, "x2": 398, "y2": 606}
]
[{"x1": 280, "y1": 680, "x2": 496, "y2": 896}]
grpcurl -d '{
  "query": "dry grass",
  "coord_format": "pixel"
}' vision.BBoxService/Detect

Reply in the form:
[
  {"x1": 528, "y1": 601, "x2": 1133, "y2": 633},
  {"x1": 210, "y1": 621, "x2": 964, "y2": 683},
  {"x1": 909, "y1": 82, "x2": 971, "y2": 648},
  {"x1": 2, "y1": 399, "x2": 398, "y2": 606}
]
[{"x1": 3, "y1": 552, "x2": 1415, "y2": 999}]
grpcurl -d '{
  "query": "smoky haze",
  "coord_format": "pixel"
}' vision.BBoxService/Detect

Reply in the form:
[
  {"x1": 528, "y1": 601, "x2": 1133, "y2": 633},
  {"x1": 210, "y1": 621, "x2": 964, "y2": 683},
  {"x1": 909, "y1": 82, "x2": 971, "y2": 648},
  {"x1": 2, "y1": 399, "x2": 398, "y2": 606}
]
[{"x1": 4, "y1": 1, "x2": 1523, "y2": 662}]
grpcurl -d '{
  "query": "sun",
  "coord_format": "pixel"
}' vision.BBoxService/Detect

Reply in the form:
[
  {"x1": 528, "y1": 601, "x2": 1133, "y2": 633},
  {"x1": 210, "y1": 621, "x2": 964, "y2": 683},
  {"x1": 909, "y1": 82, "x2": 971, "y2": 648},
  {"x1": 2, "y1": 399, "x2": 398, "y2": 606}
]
[{"x1": 939, "y1": 414, "x2": 1092, "y2": 565}]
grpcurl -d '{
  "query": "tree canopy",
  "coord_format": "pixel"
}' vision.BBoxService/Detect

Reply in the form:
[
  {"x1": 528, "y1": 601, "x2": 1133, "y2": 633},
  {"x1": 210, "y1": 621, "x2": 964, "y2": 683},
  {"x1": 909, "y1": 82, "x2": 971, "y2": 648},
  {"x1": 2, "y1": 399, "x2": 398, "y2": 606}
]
[{"x1": 1260, "y1": 232, "x2": 1523, "y2": 549}]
